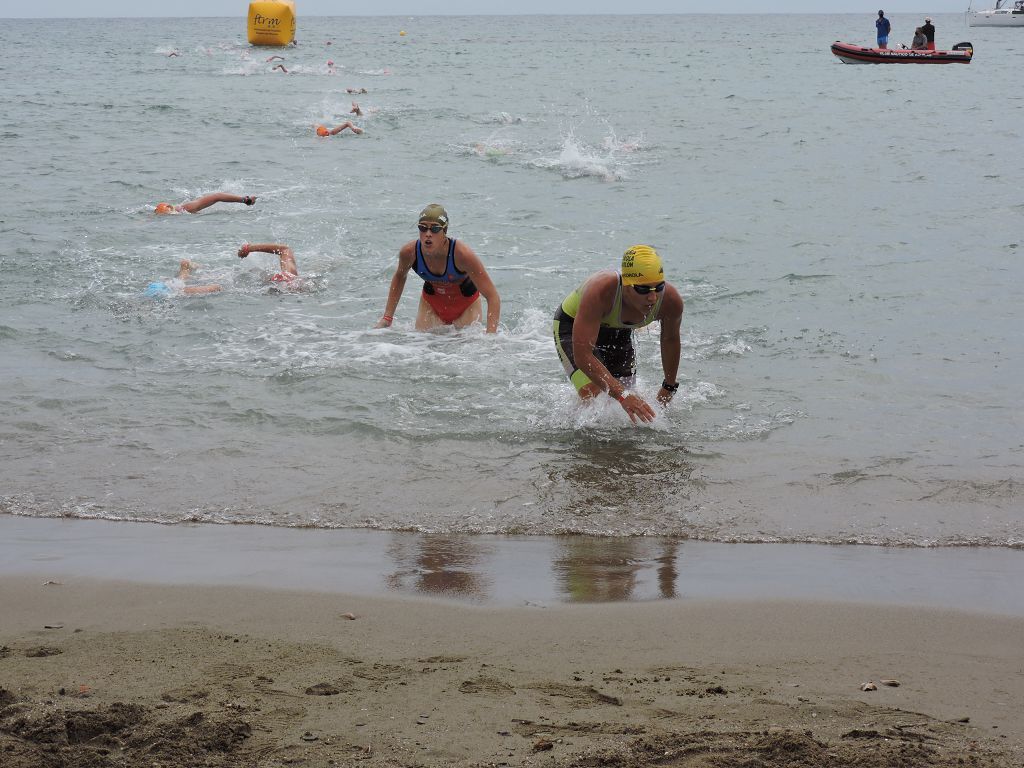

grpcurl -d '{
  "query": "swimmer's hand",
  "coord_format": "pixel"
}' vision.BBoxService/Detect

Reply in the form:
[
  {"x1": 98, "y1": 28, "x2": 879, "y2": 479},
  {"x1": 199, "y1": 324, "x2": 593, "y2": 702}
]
[
  {"x1": 243, "y1": 195, "x2": 257, "y2": 206},
  {"x1": 238, "y1": 243, "x2": 250, "y2": 259},
  {"x1": 656, "y1": 387, "x2": 676, "y2": 407},
  {"x1": 616, "y1": 392, "x2": 656, "y2": 425},
  {"x1": 374, "y1": 314, "x2": 394, "y2": 329}
]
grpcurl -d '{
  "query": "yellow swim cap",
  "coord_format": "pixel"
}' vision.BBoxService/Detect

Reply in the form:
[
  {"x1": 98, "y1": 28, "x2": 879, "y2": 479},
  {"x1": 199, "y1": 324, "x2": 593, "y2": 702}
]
[
  {"x1": 315, "y1": 124, "x2": 329, "y2": 137},
  {"x1": 620, "y1": 245, "x2": 664, "y2": 285},
  {"x1": 154, "y1": 202, "x2": 174, "y2": 214},
  {"x1": 418, "y1": 203, "x2": 449, "y2": 228}
]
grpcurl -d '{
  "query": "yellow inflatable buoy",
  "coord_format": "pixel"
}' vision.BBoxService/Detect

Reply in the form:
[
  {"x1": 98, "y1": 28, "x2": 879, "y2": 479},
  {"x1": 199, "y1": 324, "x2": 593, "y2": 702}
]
[
  {"x1": 248, "y1": 1, "x2": 296, "y2": 47},
  {"x1": 399, "y1": 30, "x2": 407, "y2": 36}
]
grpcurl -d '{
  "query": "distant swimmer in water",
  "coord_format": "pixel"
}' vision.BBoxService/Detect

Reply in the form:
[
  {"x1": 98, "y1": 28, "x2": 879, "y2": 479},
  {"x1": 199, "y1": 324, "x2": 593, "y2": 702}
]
[
  {"x1": 346, "y1": 87, "x2": 367, "y2": 94},
  {"x1": 266, "y1": 55, "x2": 285, "y2": 62},
  {"x1": 315, "y1": 122, "x2": 363, "y2": 136},
  {"x1": 237, "y1": 242, "x2": 300, "y2": 286},
  {"x1": 167, "y1": 50, "x2": 180, "y2": 57},
  {"x1": 154, "y1": 193, "x2": 257, "y2": 215},
  {"x1": 553, "y1": 245, "x2": 684, "y2": 424},
  {"x1": 375, "y1": 204, "x2": 500, "y2": 333},
  {"x1": 349, "y1": 102, "x2": 363, "y2": 117},
  {"x1": 144, "y1": 259, "x2": 222, "y2": 298},
  {"x1": 272, "y1": 63, "x2": 289, "y2": 73}
]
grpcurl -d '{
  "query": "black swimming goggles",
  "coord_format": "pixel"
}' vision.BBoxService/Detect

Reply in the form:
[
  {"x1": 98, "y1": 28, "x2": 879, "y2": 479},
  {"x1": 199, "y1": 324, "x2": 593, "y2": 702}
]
[{"x1": 632, "y1": 282, "x2": 665, "y2": 295}]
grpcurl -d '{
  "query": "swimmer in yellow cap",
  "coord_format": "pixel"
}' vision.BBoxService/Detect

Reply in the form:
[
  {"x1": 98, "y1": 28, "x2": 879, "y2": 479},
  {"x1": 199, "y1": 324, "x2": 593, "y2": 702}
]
[
  {"x1": 315, "y1": 121, "x2": 363, "y2": 137},
  {"x1": 375, "y1": 203, "x2": 501, "y2": 333},
  {"x1": 553, "y1": 245, "x2": 684, "y2": 424},
  {"x1": 154, "y1": 192, "x2": 257, "y2": 215}
]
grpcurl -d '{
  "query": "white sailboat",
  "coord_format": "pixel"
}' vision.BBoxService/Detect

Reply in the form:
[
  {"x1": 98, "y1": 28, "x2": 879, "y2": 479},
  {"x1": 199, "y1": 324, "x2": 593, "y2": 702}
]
[{"x1": 968, "y1": 0, "x2": 1024, "y2": 26}]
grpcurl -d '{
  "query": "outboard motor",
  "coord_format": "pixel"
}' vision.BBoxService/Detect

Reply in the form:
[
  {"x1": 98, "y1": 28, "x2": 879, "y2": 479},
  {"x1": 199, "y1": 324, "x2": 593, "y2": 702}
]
[{"x1": 952, "y1": 42, "x2": 974, "y2": 51}]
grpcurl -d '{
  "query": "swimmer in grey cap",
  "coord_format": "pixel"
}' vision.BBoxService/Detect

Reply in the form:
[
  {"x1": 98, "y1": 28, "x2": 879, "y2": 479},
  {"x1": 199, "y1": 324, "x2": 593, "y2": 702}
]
[{"x1": 375, "y1": 204, "x2": 501, "y2": 332}]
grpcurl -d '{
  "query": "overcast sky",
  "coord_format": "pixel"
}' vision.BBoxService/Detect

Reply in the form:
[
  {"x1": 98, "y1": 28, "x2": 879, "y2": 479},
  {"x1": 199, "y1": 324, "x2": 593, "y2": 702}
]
[{"x1": 0, "y1": 1, "x2": 975, "y2": 18}]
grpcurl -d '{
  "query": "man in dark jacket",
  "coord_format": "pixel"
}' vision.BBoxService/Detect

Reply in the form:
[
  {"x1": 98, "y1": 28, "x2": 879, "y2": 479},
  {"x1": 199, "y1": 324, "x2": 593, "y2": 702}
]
[
  {"x1": 922, "y1": 17, "x2": 936, "y2": 51},
  {"x1": 876, "y1": 10, "x2": 891, "y2": 49}
]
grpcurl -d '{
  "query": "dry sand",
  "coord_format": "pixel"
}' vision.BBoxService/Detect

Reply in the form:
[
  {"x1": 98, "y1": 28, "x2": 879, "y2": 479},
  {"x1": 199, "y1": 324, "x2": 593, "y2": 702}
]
[{"x1": 1, "y1": 575, "x2": 1022, "y2": 767}]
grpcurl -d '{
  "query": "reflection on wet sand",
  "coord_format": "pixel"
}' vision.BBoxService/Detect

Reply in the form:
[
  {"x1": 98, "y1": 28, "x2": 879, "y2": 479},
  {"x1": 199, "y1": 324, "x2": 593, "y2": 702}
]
[
  {"x1": 384, "y1": 440, "x2": 695, "y2": 602},
  {"x1": 383, "y1": 531, "x2": 682, "y2": 604},
  {"x1": 554, "y1": 537, "x2": 680, "y2": 602},
  {"x1": 386, "y1": 534, "x2": 492, "y2": 600}
]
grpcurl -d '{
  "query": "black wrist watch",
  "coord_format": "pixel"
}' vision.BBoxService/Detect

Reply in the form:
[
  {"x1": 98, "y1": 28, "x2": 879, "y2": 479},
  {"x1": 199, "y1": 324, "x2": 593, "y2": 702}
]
[{"x1": 661, "y1": 380, "x2": 679, "y2": 393}]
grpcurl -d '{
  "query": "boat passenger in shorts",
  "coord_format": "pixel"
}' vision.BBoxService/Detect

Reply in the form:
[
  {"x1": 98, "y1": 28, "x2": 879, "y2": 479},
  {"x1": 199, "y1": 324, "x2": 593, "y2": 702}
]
[
  {"x1": 553, "y1": 245, "x2": 683, "y2": 425},
  {"x1": 375, "y1": 204, "x2": 501, "y2": 333},
  {"x1": 876, "y1": 10, "x2": 891, "y2": 49}
]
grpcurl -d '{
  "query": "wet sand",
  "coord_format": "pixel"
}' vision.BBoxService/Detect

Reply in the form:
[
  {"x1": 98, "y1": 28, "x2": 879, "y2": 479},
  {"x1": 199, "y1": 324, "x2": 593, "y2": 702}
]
[
  {"x1": 3, "y1": 516, "x2": 1023, "y2": 613},
  {"x1": 2, "y1": 516, "x2": 1023, "y2": 766}
]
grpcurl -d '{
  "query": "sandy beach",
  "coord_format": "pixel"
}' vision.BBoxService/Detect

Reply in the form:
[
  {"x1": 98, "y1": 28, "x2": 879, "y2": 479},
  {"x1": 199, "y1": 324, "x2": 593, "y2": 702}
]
[{"x1": 2, "y1": 571, "x2": 1023, "y2": 767}]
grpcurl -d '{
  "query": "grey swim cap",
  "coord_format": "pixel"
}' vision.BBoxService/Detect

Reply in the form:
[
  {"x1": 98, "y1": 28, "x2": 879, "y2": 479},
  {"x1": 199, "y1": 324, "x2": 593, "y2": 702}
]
[{"x1": 418, "y1": 204, "x2": 449, "y2": 228}]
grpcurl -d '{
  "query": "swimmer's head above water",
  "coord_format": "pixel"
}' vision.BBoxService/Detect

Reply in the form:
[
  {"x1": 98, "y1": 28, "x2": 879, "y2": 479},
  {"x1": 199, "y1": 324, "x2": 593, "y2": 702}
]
[
  {"x1": 177, "y1": 259, "x2": 197, "y2": 279},
  {"x1": 620, "y1": 244, "x2": 664, "y2": 286},
  {"x1": 154, "y1": 202, "x2": 177, "y2": 215},
  {"x1": 418, "y1": 203, "x2": 449, "y2": 231}
]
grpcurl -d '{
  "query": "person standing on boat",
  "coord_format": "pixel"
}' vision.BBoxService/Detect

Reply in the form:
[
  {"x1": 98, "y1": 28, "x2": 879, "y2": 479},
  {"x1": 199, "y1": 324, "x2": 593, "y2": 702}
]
[
  {"x1": 922, "y1": 17, "x2": 936, "y2": 51},
  {"x1": 876, "y1": 10, "x2": 891, "y2": 49}
]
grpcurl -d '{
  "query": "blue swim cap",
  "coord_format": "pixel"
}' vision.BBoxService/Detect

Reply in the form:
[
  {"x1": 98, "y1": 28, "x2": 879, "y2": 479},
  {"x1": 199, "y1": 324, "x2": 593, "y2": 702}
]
[{"x1": 144, "y1": 281, "x2": 172, "y2": 298}]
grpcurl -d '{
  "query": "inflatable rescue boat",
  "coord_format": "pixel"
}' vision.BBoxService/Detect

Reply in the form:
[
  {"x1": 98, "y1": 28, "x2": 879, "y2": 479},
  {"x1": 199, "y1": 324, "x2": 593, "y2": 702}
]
[{"x1": 830, "y1": 41, "x2": 973, "y2": 64}]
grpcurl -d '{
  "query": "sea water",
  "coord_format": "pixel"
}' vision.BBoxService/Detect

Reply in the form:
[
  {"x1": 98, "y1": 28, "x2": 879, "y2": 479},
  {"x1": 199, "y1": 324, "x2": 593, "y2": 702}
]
[{"x1": 1, "y1": 14, "x2": 1021, "y2": 549}]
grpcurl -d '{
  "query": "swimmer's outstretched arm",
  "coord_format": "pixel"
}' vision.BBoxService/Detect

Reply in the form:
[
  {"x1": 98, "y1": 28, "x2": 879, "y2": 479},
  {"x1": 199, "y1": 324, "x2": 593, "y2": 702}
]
[
  {"x1": 183, "y1": 284, "x2": 222, "y2": 295},
  {"x1": 238, "y1": 242, "x2": 298, "y2": 276},
  {"x1": 329, "y1": 121, "x2": 363, "y2": 136},
  {"x1": 374, "y1": 244, "x2": 416, "y2": 328},
  {"x1": 179, "y1": 193, "x2": 258, "y2": 214}
]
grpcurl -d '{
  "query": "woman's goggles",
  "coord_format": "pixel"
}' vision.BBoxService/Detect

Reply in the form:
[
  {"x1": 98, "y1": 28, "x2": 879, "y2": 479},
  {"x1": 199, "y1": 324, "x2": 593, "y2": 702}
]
[
  {"x1": 632, "y1": 281, "x2": 665, "y2": 295},
  {"x1": 418, "y1": 223, "x2": 445, "y2": 234}
]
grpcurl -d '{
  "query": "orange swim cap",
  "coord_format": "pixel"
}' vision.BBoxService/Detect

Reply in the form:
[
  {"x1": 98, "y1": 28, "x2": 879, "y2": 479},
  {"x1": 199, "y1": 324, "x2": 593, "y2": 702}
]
[
  {"x1": 155, "y1": 202, "x2": 174, "y2": 214},
  {"x1": 315, "y1": 125, "x2": 329, "y2": 137}
]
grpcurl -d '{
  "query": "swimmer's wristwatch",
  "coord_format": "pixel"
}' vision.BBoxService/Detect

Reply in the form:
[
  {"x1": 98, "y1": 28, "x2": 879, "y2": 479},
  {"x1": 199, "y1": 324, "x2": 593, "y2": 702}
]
[{"x1": 661, "y1": 380, "x2": 679, "y2": 393}]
